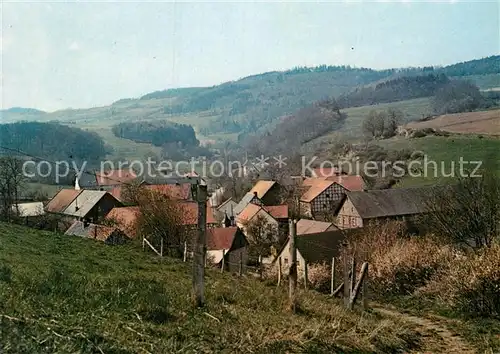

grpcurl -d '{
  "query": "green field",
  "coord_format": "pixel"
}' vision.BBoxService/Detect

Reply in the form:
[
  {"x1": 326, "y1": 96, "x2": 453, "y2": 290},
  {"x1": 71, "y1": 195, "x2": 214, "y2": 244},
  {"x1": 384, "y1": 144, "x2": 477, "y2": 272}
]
[
  {"x1": 378, "y1": 135, "x2": 500, "y2": 186},
  {"x1": 0, "y1": 222, "x2": 432, "y2": 353}
]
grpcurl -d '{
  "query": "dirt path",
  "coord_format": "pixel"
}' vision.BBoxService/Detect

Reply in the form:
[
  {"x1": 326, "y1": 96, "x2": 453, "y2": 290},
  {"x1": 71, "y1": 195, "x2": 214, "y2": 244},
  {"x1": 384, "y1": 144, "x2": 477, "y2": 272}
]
[{"x1": 374, "y1": 306, "x2": 476, "y2": 354}]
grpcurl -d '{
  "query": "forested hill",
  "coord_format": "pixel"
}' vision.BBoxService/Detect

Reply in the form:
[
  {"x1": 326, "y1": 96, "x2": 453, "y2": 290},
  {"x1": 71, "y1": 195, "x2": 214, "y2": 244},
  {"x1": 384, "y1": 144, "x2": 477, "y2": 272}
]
[
  {"x1": 0, "y1": 122, "x2": 110, "y2": 161},
  {"x1": 112, "y1": 121, "x2": 199, "y2": 147}
]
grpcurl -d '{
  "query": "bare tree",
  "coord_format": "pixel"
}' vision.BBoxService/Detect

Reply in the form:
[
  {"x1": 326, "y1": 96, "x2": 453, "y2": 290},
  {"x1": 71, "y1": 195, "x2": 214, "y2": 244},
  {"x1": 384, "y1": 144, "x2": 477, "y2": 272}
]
[
  {"x1": 423, "y1": 162, "x2": 500, "y2": 249},
  {"x1": 0, "y1": 157, "x2": 25, "y2": 221}
]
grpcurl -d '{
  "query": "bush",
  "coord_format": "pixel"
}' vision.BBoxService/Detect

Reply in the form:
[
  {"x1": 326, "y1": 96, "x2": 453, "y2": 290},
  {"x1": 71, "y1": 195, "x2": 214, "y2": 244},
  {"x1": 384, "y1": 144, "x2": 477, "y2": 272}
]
[
  {"x1": 305, "y1": 262, "x2": 331, "y2": 293},
  {"x1": 422, "y1": 244, "x2": 500, "y2": 317},
  {"x1": 411, "y1": 130, "x2": 427, "y2": 138}
]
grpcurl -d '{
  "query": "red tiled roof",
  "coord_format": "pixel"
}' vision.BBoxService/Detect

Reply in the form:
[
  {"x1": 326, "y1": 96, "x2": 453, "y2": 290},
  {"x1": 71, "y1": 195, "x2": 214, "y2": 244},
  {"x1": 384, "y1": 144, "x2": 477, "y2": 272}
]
[
  {"x1": 263, "y1": 205, "x2": 289, "y2": 219},
  {"x1": 206, "y1": 227, "x2": 239, "y2": 250},
  {"x1": 106, "y1": 206, "x2": 140, "y2": 238},
  {"x1": 300, "y1": 180, "x2": 334, "y2": 203},
  {"x1": 236, "y1": 203, "x2": 262, "y2": 223},
  {"x1": 95, "y1": 169, "x2": 137, "y2": 186},
  {"x1": 327, "y1": 175, "x2": 365, "y2": 192},
  {"x1": 45, "y1": 189, "x2": 82, "y2": 213},
  {"x1": 145, "y1": 184, "x2": 192, "y2": 200},
  {"x1": 177, "y1": 201, "x2": 217, "y2": 225},
  {"x1": 313, "y1": 167, "x2": 341, "y2": 178}
]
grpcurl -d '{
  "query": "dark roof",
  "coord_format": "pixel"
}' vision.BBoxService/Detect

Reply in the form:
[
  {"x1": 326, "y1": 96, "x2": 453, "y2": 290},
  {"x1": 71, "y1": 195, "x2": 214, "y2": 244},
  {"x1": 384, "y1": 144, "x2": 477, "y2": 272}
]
[
  {"x1": 295, "y1": 229, "x2": 359, "y2": 263},
  {"x1": 343, "y1": 186, "x2": 451, "y2": 219}
]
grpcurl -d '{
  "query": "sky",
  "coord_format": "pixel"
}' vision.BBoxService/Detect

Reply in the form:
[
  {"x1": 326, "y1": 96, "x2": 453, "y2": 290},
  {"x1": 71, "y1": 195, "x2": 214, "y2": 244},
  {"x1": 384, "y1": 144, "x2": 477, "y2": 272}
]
[{"x1": 1, "y1": 0, "x2": 498, "y2": 112}]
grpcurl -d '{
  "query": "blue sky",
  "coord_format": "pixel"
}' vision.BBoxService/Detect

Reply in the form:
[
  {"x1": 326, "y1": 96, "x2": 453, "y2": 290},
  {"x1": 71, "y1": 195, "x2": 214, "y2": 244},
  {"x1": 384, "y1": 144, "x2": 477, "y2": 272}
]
[{"x1": 1, "y1": 0, "x2": 498, "y2": 111}]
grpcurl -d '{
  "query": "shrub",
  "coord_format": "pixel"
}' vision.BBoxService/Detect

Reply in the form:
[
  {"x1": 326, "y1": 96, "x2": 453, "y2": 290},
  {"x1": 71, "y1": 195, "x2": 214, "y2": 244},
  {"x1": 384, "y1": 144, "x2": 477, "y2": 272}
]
[
  {"x1": 422, "y1": 244, "x2": 500, "y2": 317},
  {"x1": 411, "y1": 130, "x2": 427, "y2": 138},
  {"x1": 304, "y1": 262, "x2": 331, "y2": 293}
]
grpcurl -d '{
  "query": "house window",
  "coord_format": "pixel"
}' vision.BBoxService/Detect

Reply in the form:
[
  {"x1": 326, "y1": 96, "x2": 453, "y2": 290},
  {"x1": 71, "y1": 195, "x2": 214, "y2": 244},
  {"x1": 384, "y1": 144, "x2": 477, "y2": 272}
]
[
  {"x1": 322, "y1": 204, "x2": 327, "y2": 208},
  {"x1": 325, "y1": 193, "x2": 330, "y2": 198},
  {"x1": 284, "y1": 258, "x2": 288, "y2": 265},
  {"x1": 350, "y1": 216, "x2": 356, "y2": 226},
  {"x1": 297, "y1": 261, "x2": 300, "y2": 267}
]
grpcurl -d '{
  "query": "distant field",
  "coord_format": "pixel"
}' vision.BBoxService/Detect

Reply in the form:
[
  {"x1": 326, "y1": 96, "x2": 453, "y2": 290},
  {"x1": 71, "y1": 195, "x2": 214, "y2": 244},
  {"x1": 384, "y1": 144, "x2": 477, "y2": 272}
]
[
  {"x1": 377, "y1": 135, "x2": 500, "y2": 186},
  {"x1": 405, "y1": 109, "x2": 500, "y2": 136}
]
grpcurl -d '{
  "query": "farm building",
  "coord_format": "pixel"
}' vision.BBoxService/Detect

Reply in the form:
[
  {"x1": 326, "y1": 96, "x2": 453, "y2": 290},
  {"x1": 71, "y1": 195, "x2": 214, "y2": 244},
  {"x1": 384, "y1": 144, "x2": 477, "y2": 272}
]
[
  {"x1": 334, "y1": 186, "x2": 446, "y2": 229},
  {"x1": 275, "y1": 229, "x2": 357, "y2": 273},
  {"x1": 296, "y1": 219, "x2": 338, "y2": 235},
  {"x1": 45, "y1": 189, "x2": 122, "y2": 223},
  {"x1": 205, "y1": 227, "x2": 249, "y2": 273},
  {"x1": 65, "y1": 220, "x2": 127, "y2": 245},
  {"x1": 216, "y1": 197, "x2": 237, "y2": 218},
  {"x1": 299, "y1": 179, "x2": 338, "y2": 218}
]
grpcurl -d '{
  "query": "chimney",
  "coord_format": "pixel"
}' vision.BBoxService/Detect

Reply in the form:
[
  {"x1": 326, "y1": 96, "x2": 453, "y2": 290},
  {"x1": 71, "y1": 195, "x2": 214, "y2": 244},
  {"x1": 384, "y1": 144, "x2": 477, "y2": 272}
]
[
  {"x1": 253, "y1": 191, "x2": 258, "y2": 198},
  {"x1": 75, "y1": 176, "x2": 81, "y2": 191}
]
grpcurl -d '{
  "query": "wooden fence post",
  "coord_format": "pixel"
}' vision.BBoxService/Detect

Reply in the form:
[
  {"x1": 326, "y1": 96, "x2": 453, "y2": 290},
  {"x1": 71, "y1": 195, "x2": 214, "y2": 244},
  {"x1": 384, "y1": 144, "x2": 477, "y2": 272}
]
[
  {"x1": 304, "y1": 262, "x2": 308, "y2": 290},
  {"x1": 221, "y1": 249, "x2": 225, "y2": 273},
  {"x1": 343, "y1": 255, "x2": 350, "y2": 307},
  {"x1": 160, "y1": 238, "x2": 164, "y2": 257},
  {"x1": 277, "y1": 257, "x2": 282, "y2": 286},
  {"x1": 239, "y1": 252, "x2": 243, "y2": 276},
  {"x1": 362, "y1": 263, "x2": 369, "y2": 310},
  {"x1": 289, "y1": 219, "x2": 297, "y2": 300},
  {"x1": 142, "y1": 237, "x2": 145, "y2": 252},
  {"x1": 330, "y1": 257, "x2": 336, "y2": 296},
  {"x1": 192, "y1": 184, "x2": 207, "y2": 308},
  {"x1": 183, "y1": 241, "x2": 187, "y2": 262},
  {"x1": 349, "y1": 262, "x2": 368, "y2": 310},
  {"x1": 350, "y1": 256, "x2": 356, "y2": 295}
]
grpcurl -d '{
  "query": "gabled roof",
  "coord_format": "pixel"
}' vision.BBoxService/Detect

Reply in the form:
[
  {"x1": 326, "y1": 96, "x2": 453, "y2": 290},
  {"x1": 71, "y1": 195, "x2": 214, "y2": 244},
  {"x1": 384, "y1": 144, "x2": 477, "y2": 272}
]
[
  {"x1": 296, "y1": 219, "x2": 338, "y2": 235},
  {"x1": 206, "y1": 227, "x2": 244, "y2": 250},
  {"x1": 95, "y1": 169, "x2": 137, "y2": 186},
  {"x1": 12, "y1": 202, "x2": 45, "y2": 217},
  {"x1": 342, "y1": 186, "x2": 448, "y2": 219},
  {"x1": 106, "y1": 206, "x2": 140, "y2": 238},
  {"x1": 233, "y1": 192, "x2": 262, "y2": 215},
  {"x1": 263, "y1": 205, "x2": 289, "y2": 219},
  {"x1": 64, "y1": 190, "x2": 118, "y2": 218},
  {"x1": 236, "y1": 203, "x2": 263, "y2": 223},
  {"x1": 45, "y1": 189, "x2": 82, "y2": 213},
  {"x1": 177, "y1": 201, "x2": 217, "y2": 225},
  {"x1": 145, "y1": 184, "x2": 192, "y2": 200},
  {"x1": 65, "y1": 221, "x2": 120, "y2": 242},
  {"x1": 249, "y1": 180, "x2": 277, "y2": 199},
  {"x1": 300, "y1": 180, "x2": 334, "y2": 202},
  {"x1": 327, "y1": 175, "x2": 365, "y2": 192}
]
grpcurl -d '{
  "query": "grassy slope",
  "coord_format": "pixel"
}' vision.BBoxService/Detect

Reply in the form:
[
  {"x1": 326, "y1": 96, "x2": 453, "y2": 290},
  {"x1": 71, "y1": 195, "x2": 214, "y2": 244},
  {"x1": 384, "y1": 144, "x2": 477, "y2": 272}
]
[
  {"x1": 378, "y1": 135, "x2": 500, "y2": 186},
  {"x1": 0, "y1": 222, "x2": 429, "y2": 354}
]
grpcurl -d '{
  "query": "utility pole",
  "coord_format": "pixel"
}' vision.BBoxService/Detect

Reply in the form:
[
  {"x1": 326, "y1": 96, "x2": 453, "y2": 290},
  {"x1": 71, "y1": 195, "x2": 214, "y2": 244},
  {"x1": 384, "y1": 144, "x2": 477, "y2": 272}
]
[
  {"x1": 192, "y1": 183, "x2": 208, "y2": 307},
  {"x1": 289, "y1": 219, "x2": 297, "y2": 305}
]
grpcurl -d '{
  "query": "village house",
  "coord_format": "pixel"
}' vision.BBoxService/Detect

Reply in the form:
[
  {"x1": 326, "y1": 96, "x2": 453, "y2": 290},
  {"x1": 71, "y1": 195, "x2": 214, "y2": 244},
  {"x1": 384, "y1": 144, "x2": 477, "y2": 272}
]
[
  {"x1": 299, "y1": 179, "x2": 337, "y2": 218},
  {"x1": 248, "y1": 180, "x2": 284, "y2": 205},
  {"x1": 65, "y1": 220, "x2": 127, "y2": 245},
  {"x1": 233, "y1": 191, "x2": 263, "y2": 216},
  {"x1": 45, "y1": 189, "x2": 122, "y2": 224},
  {"x1": 236, "y1": 203, "x2": 280, "y2": 243},
  {"x1": 334, "y1": 186, "x2": 442, "y2": 229},
  {"x1": 205, "y1": 227, "x2": 249, "y2": 273},
  {"x1": 275, "y1": 229, "x2": 357, "y2": 273},
  {"x1": 296, "y1": 219, "x2": 338, "y2": 235}
]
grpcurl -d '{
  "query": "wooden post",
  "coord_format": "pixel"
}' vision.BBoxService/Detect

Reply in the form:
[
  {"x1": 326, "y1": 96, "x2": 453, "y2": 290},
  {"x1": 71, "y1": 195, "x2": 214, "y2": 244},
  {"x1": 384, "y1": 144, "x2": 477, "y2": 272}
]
[
  {"x1": 362, "y1": 263, "x2": 369, "y2": 310},
  {"x1": 343, "y1": 255, "x2": 350, "y2": 307},
  {"x1": 183, "y1": 241, "x2": 187, "y2": 262},
  {"x1": 330, "y1": 257, "x2": 336, "y2": 296},
  {"x1": 192, "y1": 184, "x2": 207, "y2": 307},
  {"x1": 350, "y1": 256, "x2": 356, "y2": 295},
  {"x1": 160, "y1": 237, "x2": 164, "y2": 257},
  {"x1": 277, "y1": 257, "x2": 282, "y2": 286},
  {"x1": 349, "y1": 262, "x2": 368, "y2": 310},
  {"x1": 259, "y1": 255, "x2": 263, "y2": 280},
  {"x1": 239, "y1": 251, "x2": 243, "y2": 276},
  {"x1": 142, "y1": 237, "x2": 145, "y2": 251},
  {"x1": 221, "y1": 249, "x2": 225, "y2": 273},
  {"x1": 288, "y1": 219, "x2": 297, "y2": 301},
  {"x1": 303, "y1": 262, "x2": 308, "y2": 290}
]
